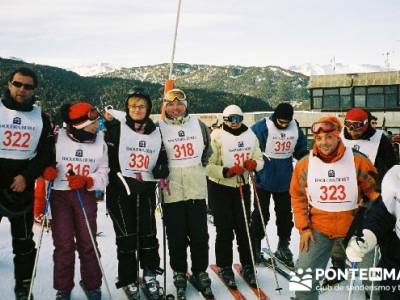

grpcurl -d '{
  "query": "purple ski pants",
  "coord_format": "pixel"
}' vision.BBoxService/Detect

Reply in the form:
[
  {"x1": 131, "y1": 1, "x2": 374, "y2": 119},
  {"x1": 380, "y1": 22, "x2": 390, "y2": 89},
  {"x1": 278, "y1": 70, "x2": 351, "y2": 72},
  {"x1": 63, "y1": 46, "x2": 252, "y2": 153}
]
[{"x1": 50, "y1": 189, "x2": 101, "y2": 292}]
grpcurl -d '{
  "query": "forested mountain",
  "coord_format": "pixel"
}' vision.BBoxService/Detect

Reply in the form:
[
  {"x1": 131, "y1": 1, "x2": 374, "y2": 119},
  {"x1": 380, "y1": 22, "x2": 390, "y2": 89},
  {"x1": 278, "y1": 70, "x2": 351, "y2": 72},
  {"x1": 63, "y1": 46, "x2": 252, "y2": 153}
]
[
  {"x1": 100, "y1": 63, "x2": 309, "y2": 108},
  {"x1": 0, "y1": 58, "x2": 272, "y2": 123}
]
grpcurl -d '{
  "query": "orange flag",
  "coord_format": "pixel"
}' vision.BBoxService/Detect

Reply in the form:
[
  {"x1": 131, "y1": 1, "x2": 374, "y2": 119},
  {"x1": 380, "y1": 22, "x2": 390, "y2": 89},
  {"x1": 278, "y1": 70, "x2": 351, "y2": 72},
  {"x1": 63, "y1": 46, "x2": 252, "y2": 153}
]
[{"x1": 161, "y1": 79, "x2": 175, "y2": 120}]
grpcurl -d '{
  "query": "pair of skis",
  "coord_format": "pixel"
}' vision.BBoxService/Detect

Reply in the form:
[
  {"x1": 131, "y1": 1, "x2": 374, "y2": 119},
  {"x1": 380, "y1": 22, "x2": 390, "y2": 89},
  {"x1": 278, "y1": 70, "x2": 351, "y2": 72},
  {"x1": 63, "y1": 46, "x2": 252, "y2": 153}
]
[
  {"x1": 209, "y1": 264, "x2": 270, "y2": 300},
  {"x1": 121, "y1": 284, "x2": 175, "y2": 300},
  {"x1": 260, "y1": 250, "x2": 350, "y2": 296},
  {"x1": 260, "y1": 248, "x2": 293, "y2": 281}
]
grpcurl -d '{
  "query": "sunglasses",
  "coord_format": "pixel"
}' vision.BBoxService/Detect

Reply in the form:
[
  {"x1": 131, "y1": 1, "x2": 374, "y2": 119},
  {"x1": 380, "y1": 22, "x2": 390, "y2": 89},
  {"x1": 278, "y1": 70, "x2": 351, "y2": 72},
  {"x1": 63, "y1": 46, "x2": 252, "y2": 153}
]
[
  {"x1": 164, "y1": 89, "x2": 186, "y2": 102},
  {"x1": 10, "y1": 80, "x2": 35, "y2": 91},
  {"x1": 69, "y1": 109, "x2": 100, "y2": 125},
  {"x1": 344, "y1": 119, "x2": 368, "y2": 131},
  {"x1": 224, "y1": 114, "x2": 243, "y2": 123},
  {"x1": 311, "y1": 122, "x2": 338, "y2": 134}
]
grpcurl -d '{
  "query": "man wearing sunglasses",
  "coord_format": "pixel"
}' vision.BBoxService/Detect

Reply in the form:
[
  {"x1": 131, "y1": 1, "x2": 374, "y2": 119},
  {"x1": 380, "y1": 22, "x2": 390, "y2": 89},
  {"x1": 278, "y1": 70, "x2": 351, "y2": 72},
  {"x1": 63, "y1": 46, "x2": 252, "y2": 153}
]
[
  {"x1": 290, "y1": 116, "x2": 379, "y2": 300},
  {"x1": 249, "y1": 102, "x2": 308, "y2": 268},
  {"x1": 342, "y1": 108, "x2": 396, "y2": 189},
  {"x1": 0, "y1": 67, "x2": 55, "y2": 299}
]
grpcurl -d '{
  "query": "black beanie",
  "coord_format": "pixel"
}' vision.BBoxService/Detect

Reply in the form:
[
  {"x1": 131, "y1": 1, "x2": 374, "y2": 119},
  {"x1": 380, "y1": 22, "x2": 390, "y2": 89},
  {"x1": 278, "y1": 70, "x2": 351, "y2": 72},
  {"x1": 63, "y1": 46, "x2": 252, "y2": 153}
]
[{"x1": 274, "y1": 103, "x2": 294, "y2": 121}]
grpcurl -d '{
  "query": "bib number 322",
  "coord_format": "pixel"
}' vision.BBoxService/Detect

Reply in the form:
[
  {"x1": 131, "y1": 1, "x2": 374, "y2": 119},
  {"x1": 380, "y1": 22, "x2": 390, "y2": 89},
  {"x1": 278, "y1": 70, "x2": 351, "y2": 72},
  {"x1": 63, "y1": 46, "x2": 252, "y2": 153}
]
[{"x1": 2, "y1": 130, "x2": 31, "y2": 148}]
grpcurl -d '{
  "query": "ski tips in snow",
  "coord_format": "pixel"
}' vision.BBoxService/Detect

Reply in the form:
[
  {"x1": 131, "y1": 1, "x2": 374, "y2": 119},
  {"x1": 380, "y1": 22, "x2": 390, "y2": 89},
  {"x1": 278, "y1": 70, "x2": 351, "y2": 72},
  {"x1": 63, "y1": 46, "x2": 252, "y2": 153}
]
[
  {"x1": 233, "y1": 264, "x2": 269, "y2": 300},
  {"x1": 209, "y1": 264, "x2": 246, "y2": 300}
]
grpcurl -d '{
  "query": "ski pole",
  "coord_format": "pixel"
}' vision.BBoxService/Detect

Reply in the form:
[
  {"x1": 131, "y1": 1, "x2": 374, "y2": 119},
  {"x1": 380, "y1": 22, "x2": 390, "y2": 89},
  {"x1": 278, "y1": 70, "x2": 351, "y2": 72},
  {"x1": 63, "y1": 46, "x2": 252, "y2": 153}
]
[
  {"x1": 168, "y1": 0, "x2": 182, "y2": 80},
  {"x1": 134, "y1": 172, "x2": 143, "y2": 290},
  {"x1": 249, "y1": 172, "x2": 282, "y2": 293},
  {"x1": 347, "y1": 262, "x2": 358, "y2": 300},
  {"x1": 75, "y1": 188, "x2": 113, "y2": 300},
  {"x1": 370, "y1": 246, "x2": 379, "y2": 300},
  {"x1": 158, "y1": 180, "x2": 167, "y2": 299},
  {"x1": 28, "y1": 180, "x2": 53, "y2": 300},
  {"x1": 237, "y1": 176, "x2": 262, "y2": 300}
]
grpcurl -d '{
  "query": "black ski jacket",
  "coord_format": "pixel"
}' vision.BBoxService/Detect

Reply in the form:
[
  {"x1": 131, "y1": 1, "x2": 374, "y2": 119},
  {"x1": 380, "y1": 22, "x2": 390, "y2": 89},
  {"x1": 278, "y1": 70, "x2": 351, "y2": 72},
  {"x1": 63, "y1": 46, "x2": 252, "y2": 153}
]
[
  {"x1": 344, "y1": 126, "x2": 396, "y2": 190},
  {"x1": 104, "y1": 117, "x2": 169, "y2": 188},
  {"x1": 0, "y1": 92, "x2": 55, "y2": 190}
]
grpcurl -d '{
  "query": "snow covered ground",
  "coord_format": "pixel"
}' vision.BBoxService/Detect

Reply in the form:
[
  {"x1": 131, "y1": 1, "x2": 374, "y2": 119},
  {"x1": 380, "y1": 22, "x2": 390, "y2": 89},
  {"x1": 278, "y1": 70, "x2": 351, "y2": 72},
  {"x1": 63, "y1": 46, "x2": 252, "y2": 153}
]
[{"x1": 0, "y1": 199, "x2": 368, "y2": 299}]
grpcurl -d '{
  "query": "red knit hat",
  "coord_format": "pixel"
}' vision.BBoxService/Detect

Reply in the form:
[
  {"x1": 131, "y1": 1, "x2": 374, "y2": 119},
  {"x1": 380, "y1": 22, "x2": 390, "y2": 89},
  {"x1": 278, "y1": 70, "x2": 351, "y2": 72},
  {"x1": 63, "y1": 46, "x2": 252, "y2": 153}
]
[
  {"x1": 345, "y1": 108, "x2": 368, "y2": 132},
  {"x1": 68, "y1": 102, "x2": 99, "y2": 129},
  {"x1": 345, "y1": 108, "x2": 368, "y2": 122}
]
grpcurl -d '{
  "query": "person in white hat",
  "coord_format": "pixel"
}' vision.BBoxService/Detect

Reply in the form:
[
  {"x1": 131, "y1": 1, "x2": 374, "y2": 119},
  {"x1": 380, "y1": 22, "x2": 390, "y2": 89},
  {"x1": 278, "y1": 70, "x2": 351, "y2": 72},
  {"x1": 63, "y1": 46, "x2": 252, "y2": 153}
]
[{"x1": 206, "y1": 104, "x2": 264, "y2": 288}]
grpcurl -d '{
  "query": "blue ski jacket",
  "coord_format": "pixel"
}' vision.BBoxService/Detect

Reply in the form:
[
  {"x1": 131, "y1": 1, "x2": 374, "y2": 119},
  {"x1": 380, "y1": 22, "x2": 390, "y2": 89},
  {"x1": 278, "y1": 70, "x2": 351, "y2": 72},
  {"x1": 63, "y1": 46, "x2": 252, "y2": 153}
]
[{"x1": 251, "y1": 115, "x2": 308, "y2": 192}]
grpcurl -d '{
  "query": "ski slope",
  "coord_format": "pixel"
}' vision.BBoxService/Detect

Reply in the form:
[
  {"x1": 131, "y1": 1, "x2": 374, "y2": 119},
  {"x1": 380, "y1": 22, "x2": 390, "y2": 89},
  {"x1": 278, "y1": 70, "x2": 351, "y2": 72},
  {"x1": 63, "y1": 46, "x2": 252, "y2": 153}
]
[{"x1": 0, "y1": 200, "x2": 368, "y2": 299}]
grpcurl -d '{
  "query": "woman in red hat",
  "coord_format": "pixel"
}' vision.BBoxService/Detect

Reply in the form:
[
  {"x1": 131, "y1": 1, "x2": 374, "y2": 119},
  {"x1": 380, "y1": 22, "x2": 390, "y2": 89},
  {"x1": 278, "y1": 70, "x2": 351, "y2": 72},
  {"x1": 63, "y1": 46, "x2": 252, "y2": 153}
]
[{"x1": 42, "y1": 101, "x2": 109, "y2": 300}]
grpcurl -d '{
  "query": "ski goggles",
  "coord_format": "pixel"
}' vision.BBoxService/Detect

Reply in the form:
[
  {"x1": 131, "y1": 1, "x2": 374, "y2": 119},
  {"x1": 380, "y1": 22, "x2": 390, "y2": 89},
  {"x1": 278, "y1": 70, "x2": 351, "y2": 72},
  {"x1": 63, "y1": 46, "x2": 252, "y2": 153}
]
[
  {"x1": 10, "y1": 80, "x2": 35, "y2": 90},
  {"x1": 164, "y1": 89, "x2": 186, "y2": 102},
  {"x1": 223, "y1": 114, "x2": 243, "y2": 123},
  {"x1": 69, "y1": 108, "x2": 100, "y2": 125},
  {"x1": 311, "y1": 121, "x2": 339, "y2": 134},
  {"x1": 344, "y1": 119, "x2": 368, "y2": 131}
]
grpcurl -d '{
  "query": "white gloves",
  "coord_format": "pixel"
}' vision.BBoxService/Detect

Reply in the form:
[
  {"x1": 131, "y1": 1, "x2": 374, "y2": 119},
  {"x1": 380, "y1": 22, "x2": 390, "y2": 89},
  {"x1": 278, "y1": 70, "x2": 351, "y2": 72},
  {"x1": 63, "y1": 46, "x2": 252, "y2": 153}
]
[{"x1": 346, "y1": 229, "x2": 377, "y2": 263}]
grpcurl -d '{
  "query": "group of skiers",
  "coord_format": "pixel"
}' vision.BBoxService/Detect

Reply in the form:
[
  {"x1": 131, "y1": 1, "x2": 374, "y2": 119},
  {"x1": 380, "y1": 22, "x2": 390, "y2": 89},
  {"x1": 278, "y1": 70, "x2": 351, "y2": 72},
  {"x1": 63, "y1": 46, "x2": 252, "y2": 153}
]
[{"x1": 0, "y1": 67, "x2": 399, "y2": 300}]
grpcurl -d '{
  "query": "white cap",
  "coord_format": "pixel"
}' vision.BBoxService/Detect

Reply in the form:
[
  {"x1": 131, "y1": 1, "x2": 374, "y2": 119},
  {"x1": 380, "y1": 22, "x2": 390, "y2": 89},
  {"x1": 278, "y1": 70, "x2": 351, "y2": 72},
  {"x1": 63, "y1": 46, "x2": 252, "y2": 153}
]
[{"x1": 222, "y1": 105, "x2": 243, "y2": 117}]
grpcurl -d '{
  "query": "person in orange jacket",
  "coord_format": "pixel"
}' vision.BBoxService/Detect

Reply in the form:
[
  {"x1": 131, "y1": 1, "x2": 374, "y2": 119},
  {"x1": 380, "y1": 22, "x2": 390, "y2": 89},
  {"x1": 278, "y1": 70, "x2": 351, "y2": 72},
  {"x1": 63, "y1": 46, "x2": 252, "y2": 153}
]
[{"x1": 290, "y1": 115, "x2": 379, "y2": 300}]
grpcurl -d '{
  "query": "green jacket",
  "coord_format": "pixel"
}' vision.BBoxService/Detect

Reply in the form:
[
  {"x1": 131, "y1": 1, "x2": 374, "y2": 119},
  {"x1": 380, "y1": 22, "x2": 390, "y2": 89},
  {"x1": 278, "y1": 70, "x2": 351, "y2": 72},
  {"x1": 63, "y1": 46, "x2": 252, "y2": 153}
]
[
  {"x1": 161, "y1": 116, "x2": 212, "y2": 203},
  {"x1": 206, "y1": 126, "x2": 264, "y2": 188}
]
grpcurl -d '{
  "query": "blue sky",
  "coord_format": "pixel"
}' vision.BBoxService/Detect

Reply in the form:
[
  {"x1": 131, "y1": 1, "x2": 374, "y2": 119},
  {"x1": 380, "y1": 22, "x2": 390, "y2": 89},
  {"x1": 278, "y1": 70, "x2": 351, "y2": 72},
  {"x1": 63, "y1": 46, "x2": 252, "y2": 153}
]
[{"x1": 1, "y1": 0, "x2": 399, "y2": 69}]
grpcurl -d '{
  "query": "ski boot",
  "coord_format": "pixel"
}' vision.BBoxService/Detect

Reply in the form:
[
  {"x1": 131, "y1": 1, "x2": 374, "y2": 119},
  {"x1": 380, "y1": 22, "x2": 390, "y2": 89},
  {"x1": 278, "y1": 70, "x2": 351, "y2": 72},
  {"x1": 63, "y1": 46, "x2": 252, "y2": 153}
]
[
  {"x1": 173, "y1": 272, "x2": 187, "y2": 300},
  {"x1": 252, "y1": 238, "x2": 268, "y2": 265},
  {"x1": 191, "y1": 271, "x2": 214, "y2": 298},
  {"x1": 55, "y1": 290, "x2": 71, "y2": 300},
  {"x1": 241, "y1": 265, "x2": 257, "y2": 288},
  {"x1": 15, "y1": 279, "x2": 33, "y2": 300},
  {"x1": 143, "y1": 270, "x2": 163, "y2": 300},
  {"x1": 79, "y1": 281, "x2": 101, "y2": 300},
  {"x1": 274, "y1": 237, "x2": 294, "y2": 269},
  {"x1": 218, "y1": 266, "x2": 237, "y2": 289},
  {"x1": 122, "y1": 282, "x2": 140, "y2": 300}
]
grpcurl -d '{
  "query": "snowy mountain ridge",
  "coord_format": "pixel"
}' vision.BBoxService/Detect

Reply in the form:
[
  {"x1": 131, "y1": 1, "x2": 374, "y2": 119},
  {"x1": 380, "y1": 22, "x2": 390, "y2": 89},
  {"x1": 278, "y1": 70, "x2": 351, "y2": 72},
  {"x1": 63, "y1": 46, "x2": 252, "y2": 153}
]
[
  {"x1": 288, "y1": 62, "x2": 394, "y2": 76},
  {"x1": 66, "y1": 62, "x2": 117, "y2": 77},
  {"x1": 67, "y1": 62, "x2": 393, "y2": 77}
]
